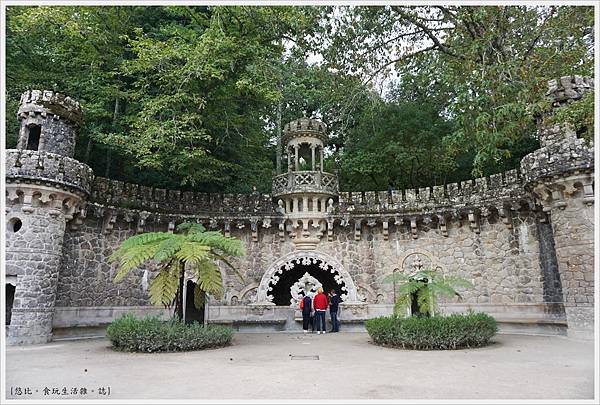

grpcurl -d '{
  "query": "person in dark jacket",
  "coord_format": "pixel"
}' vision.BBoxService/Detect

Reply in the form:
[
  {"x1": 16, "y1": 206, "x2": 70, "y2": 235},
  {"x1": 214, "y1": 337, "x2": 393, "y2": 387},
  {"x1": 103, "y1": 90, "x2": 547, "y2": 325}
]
[
  {"x1": 299, "y1": 292, "x2": 312, "y2": 333},
  {"x1": 329, "y1": 290, "x2": 341, "y2": 332}
]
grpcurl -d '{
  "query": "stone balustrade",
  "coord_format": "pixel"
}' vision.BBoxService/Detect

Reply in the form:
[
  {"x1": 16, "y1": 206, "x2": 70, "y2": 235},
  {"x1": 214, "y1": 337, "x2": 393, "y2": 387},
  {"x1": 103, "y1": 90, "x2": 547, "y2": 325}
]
[{"x1": 272, "y1": 171, "x2": 339, "y2": 197}]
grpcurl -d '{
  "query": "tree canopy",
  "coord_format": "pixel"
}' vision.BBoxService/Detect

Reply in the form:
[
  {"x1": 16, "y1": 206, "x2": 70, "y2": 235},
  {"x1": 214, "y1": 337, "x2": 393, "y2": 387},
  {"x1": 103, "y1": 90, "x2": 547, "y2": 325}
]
[{"x1": 5, "y1": 5, "x2": 594, "y2": 192}]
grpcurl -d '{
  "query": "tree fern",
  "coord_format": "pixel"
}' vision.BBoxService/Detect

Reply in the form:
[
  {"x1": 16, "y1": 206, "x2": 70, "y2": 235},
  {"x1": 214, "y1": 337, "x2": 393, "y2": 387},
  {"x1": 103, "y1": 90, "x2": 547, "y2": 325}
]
[
  {"x1": 110, "y1": 221, "x2": 244, "y2": 320},
  {"x1": 384, "y1": 267, "x2": 472, "y2": 318}
]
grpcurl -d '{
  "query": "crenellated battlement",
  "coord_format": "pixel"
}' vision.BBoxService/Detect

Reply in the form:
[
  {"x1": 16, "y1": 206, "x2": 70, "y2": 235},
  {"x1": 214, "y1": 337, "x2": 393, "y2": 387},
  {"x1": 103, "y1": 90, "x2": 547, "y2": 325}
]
[
  {"x1": 546, "y1": 76, "x2": 594, "y2": 107},
  {"x1": 5, "y1": 149, "x2": 94, "y2": 196},
  {"x1": 90, "y1": 177, "x2": 277, "y2": 215},
  {"x1": 18, "y1": 90, "x2": 83, "y2": 125},
  {"x1": 282, "y1": 117, "x2": 328, "y2": 145},
  {"x1": 88, "y1": 168, "x2": 525, "y2": 217},
  {"x1": 337, "y1": 169, "x2": 524, "y2": 214}
]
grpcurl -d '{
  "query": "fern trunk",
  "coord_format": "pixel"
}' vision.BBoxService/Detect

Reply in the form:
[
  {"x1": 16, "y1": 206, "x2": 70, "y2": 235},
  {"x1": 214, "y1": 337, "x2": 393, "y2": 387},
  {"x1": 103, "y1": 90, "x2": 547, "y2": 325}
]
[{"x1": 174, "y1": 262, "x2": 185, "y2": 321}]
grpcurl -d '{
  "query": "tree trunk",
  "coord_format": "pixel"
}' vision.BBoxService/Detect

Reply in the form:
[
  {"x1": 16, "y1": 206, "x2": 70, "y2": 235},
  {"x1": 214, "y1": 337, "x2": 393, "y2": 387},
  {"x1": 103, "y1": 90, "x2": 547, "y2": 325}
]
[
  {"x1": 276, "y1": 99, "x2": 282, "y2": 174},
  {"x1": 105, "y1": 97, "x2": 120, "y2": 178},
  {"x1": 176, "y1": 263, "x2": 185, "y2": 321}
]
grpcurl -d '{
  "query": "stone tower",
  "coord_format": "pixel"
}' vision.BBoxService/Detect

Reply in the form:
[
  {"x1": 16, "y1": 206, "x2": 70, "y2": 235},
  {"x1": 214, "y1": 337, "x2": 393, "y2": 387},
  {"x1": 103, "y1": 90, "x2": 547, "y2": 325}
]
[
  {"x1": 5, "y1": 90, "x2": 93, "y2": 344},
  {"x1": 520, "y1": 76, "x2": 595, "y2": 339},
  {"x1": 271, "y1": 118, "x2": 339, "y2": 250}
]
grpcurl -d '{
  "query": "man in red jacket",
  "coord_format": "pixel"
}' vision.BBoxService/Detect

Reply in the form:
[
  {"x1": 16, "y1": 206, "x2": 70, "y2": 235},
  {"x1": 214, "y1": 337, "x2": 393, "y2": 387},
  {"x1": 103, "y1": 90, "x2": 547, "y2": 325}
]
[{"x1": 312, "y1": 287, "x2": 328, "y2": 334}]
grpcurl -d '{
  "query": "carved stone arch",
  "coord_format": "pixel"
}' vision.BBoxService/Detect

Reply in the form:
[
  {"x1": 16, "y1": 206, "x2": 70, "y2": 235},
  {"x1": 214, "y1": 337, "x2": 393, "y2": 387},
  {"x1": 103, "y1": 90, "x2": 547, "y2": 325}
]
[
  {"x1": 235, "y1": 282, "x2": 259, "y2": 305},
  {"x1": 254, "y1": 251, "x2": 362, "y2": 305},
  {"x1": 398, "y1": 249, "x2": 440, "y2": 276}
]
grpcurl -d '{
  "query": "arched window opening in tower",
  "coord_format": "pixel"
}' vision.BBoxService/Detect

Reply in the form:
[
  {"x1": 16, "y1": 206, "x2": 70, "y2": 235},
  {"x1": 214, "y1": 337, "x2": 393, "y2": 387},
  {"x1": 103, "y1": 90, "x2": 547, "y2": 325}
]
[{"x1": 26, "y1": 125, "x2": 41, "y2": 150}]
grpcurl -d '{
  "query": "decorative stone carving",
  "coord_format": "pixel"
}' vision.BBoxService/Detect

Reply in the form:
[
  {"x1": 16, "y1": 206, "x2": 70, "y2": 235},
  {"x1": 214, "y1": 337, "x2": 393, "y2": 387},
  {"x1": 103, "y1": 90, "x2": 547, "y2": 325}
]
[
  {"x1": 289, "y1": 272, "x2": 322, "y2": 307},
  {"x1": 255, "y1": 251, "x2": 362, "y2": 305}
]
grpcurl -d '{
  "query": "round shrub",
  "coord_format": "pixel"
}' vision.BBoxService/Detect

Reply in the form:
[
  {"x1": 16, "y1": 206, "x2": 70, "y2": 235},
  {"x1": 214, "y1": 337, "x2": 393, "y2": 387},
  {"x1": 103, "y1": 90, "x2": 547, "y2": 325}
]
[
  {"x1": 106, "y1": 314, "x2": 233, "y2": 352},
  {"x1": 365, "y1": 312, "x2": 497, "y2": 350}
]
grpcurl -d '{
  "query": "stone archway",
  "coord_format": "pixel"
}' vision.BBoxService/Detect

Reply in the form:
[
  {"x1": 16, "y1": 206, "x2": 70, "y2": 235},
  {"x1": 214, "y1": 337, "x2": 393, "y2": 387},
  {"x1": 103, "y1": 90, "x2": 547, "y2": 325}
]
[{"x1": 254, "y1": 251, "x2": 362, "y2": 305}]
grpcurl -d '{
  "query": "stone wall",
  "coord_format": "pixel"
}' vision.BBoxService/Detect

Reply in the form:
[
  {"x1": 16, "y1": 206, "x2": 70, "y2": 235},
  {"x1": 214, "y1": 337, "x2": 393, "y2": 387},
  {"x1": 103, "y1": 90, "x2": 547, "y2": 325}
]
[
  {"x1": 54, "y1": 201, "x2": 555, "y2": 329},
  {"x1": 6, "y1": 203, "x2": 70, "y2": 344}
]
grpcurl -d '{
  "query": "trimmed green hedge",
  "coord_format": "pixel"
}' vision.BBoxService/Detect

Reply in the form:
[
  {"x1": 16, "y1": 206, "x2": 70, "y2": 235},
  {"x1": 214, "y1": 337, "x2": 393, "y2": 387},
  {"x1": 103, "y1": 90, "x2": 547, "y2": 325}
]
[
  {"x1": 365, "y1": 312, "x2": 497, "y2": 350},
  {"x1": 106, "y1": 314, "x2": 233, "y2": 352}
]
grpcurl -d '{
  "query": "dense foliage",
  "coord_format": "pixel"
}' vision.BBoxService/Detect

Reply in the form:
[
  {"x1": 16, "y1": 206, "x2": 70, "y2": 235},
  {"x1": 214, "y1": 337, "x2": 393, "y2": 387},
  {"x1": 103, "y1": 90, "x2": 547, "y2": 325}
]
[
  {"x1": 365, "y1": 313, "x2": 498, "y2": 350},
  {"x1": 106, "y1": 314, "x2": 233, "y2": 352},
  {"x1": 314, "y1": 5, "x2": 594, "y2": 177},
  {"x1": 6, "y1": 5, "x2": 594, "y2": 192},
  {"x1": 110, "y1": 222, "x2": 244, "y2": 320}
]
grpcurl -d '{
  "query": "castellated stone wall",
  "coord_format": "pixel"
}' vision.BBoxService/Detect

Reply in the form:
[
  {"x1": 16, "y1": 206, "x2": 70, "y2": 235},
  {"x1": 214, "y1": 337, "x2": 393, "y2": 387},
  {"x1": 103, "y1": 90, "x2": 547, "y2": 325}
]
[
  {"x1": 5, "y1": 78, "x2": 593, "y2": 342},
  {"x1": 55, "y1": 203, "x2": 551, "y2": 323}
]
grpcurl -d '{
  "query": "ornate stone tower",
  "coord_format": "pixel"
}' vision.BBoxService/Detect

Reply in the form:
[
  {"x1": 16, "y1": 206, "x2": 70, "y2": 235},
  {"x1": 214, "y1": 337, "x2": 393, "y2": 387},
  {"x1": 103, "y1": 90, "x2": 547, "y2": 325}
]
[
  {"x1": 271, "y1": 118, "x2": 339, "y2": 249},
  {"x1": 521, "y1": 76, "x2": 595, "y2": 339},
  {"x1": 5, "y1": 90, "x2": 93, "y2": 344}
]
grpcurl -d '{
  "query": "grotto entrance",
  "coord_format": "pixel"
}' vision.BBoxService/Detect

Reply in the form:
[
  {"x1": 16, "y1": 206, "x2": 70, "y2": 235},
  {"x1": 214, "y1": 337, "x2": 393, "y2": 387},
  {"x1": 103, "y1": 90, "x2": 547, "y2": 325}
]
[
  {"x1": 255, "y1": 252, "x2": 361, "y2": 305},
  {"x1": 268, "y1": 259, "x2": 347, "y2": 306}
]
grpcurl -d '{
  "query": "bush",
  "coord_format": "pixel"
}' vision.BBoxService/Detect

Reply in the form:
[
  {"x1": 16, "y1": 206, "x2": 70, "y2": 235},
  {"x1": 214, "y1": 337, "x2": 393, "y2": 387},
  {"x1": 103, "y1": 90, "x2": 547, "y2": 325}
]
[
  {"x1": 106, "y1": 314, "x2": 233, "y2": 352},
  {"x1": 365, "y1": 312, "x2": 497, "y2": 350}
]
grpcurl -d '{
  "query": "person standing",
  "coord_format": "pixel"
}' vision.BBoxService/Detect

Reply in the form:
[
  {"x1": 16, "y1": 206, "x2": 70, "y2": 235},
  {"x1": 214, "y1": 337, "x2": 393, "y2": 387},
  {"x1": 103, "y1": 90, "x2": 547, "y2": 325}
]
[
  {"x1": 329, "y1": 290, "x2": 341, "y2": 332},
  {"x1": 312, "y1": 287, "x2": 328, "y2": 334},
  {"x1": 299, "y1": 292, "x2": 312, "y2": 333}
]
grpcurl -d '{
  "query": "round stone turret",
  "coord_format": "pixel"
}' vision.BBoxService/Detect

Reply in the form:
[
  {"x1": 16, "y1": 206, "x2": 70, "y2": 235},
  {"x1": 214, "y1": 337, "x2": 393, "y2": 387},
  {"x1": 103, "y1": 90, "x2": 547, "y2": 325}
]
[
  {"x1": 16, "y1": 90, "x2": 83, "y2": 158},
  {"x1": 282, "y1": 118, "x2": 329, "y2": 146},
  {"x1": 6, "y1": 90, "x2": 91, "y2": 345},
  {"x1": 273, "y1": 118, "x2": 339, "y2": 250},
  {"x1": 520, "y1": 76, "x2": 594, "y2": 339}
]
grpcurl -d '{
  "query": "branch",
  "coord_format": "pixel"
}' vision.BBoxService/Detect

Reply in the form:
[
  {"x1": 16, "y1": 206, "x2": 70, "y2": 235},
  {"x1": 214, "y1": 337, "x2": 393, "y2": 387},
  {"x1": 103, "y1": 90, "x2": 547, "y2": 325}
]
[
  {"x1": 392, "y1": 7, "x2": 462, "y2": 59},
  {"x1": 522, "y1": 7, "x2": 556, "y2": 61},
  {"x1": 363, "y1": 44, "x2": 437, "y2": 86}
]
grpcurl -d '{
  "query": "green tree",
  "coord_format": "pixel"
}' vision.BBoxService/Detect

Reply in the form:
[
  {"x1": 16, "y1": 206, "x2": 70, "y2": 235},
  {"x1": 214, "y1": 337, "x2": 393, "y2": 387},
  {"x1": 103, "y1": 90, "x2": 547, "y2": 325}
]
[
  {"x1": 5, "y1": 6, "x2": 323, "y2": 192},
  {"x1": 384, "y1": 269, "x2": 472, "y2": 317},
  {"x1": 338, "y1": 97, "x2": 456, "y2": 190},
  {"x1": 314, "y1": 5, "x2": 594, "y2": 176},
  {"x1": 110, "y1": 222, "x2": 245, "y2": 320}
]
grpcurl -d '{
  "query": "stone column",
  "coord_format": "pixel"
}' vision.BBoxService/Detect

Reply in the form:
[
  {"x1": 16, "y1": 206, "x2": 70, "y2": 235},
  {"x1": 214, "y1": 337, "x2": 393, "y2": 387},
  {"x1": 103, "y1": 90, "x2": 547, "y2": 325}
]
[
  {"x1": 294, "y1": 145, "x2": 299, "y2": 171},
  {"x1": 287, "y1": 147, "x2": 291, "y2": 172},
  {"x1": 311, "y1": 144, "x2": 316, "y2": 171},
  {"x1": 320, "y1": 148, "x2": 324, "y2": 172}
]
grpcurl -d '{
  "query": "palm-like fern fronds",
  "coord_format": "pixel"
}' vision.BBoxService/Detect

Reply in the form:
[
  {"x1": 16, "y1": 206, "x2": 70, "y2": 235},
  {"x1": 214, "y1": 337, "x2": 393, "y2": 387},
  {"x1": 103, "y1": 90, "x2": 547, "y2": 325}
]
[
  {"x1": 149, "y1": 263, "x2": 180, "y2": 307},
  {"x1": 193, "y1": 283, "x2": 206, "y2": 310},
  {"x1": 195, "y1": 260, "x2": 224, "y2": 299},
  {"x1": 417, "y1": 287, "x2": 435, "y2": 315},
  {"x1": 188, "y1": 231, "x2": 245, "y2": 256},
  {"x1": 175, "y1": 241, "x2": 210, "y2": 265},
  {"x1": 110, "y1": 221, "x2": 245, "y2": 320},
  {"x1": 112, "y1": 240, "x2": 162, "y2": 282}
]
